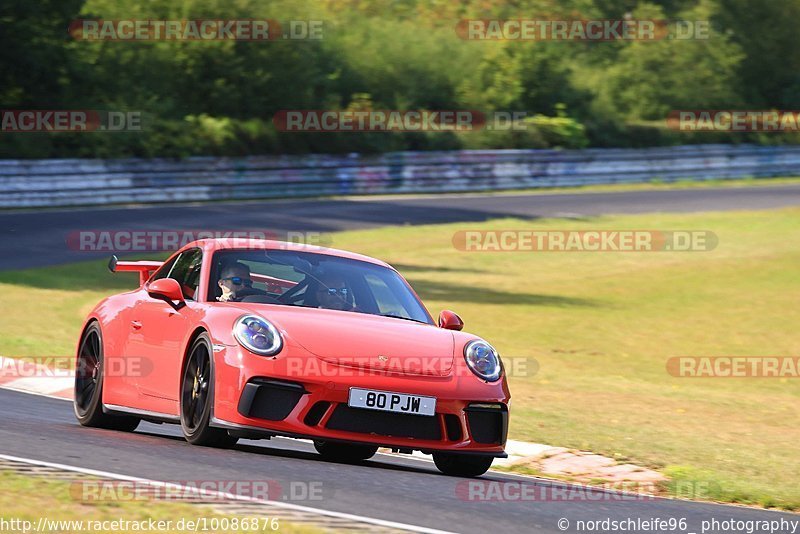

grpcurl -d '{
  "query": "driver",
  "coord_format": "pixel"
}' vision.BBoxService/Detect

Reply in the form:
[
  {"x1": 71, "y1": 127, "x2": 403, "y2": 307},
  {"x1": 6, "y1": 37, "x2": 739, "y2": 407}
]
[
  {"x1": 217, "y1": 262, "x2": 253, "y2": 302},
  {"x1": 315, "y1": 273, "x2": 354, "y2": 311}
]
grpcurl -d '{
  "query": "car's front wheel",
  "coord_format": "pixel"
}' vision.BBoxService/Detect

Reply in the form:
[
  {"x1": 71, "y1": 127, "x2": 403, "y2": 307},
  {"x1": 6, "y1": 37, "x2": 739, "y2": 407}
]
[
  {"x1": 74, "y1": 322, "x2": 140, "y2": 432},
  {"x1": 180, "y1": 333, "x2": 238, "y2": 448},
  {"x1": 432, "y1": 452, "x2": 494, "y2": 477},
  {"x1": 314, "y1": 440, "x2": 378, "y2": 462}
]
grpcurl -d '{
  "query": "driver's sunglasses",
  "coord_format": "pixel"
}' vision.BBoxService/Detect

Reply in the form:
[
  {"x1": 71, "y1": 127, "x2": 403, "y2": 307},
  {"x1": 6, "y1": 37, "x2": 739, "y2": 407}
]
[
  {"x1": 319, "y1": 287, "x2": 348, "y2": 296},
  {"x1": 222, "y1": 276, "x2": 252, "y2": 287}
]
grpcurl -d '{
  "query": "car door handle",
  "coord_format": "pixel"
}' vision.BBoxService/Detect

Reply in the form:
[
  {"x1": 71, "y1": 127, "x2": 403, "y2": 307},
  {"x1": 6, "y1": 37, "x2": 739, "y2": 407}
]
[{"x1": 131, "y1": 320, "x2": 142, "y2": 330}]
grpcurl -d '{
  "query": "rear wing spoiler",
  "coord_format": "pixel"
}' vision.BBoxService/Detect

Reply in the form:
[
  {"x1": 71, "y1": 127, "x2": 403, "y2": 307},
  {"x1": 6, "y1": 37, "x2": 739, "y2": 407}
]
[{"x1": 108, "y1": 255, "x2": 162, "y2": 285}]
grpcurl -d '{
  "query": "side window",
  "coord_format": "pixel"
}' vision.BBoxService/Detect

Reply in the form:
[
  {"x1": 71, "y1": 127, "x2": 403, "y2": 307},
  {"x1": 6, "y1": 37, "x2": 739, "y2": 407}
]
[{"x1": 168, "y1": 248, "x2": 203, "y2": 300}]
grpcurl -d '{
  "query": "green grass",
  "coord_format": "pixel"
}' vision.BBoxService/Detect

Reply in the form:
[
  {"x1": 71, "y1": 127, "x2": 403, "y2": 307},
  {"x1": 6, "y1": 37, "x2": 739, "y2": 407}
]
[
  {"x1": 1, "y1": 208, "x2": 799, "y2": 510},
  {"x1": 0, "y1": 255, "x2": 167, "y2": 357},
  {"x1": 0, "y1": 470, "x2": 320, "y2": 533}
]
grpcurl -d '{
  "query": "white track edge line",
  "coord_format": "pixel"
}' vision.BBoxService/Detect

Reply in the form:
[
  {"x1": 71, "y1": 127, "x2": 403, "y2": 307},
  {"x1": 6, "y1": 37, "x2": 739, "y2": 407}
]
[
  {"x1": 0, "y1": 453, "x2": 458, "y2": 534},
  {"x1": 0, "y1": 384, "x2": 73, "y2": 402}
]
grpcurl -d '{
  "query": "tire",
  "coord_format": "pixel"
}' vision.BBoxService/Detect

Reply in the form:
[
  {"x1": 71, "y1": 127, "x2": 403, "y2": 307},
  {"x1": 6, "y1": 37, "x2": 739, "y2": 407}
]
[
  {"x1": 73, "y1": 322, "x2": 140, "y2": 432},
  {"x1": 180, "y1": 333, "x2": 238, "y2": 448},
  {"x1": 314, "y1": 440, "x2": 378, "y2": 462},
  {"x1": 432, "y1": 452, "x2": 494, "y2": 477}
]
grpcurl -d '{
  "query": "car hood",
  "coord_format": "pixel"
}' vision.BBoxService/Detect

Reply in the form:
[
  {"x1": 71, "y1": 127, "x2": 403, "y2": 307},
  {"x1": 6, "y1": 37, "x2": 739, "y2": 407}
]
[{"x1": 236, "y1": 304, "x2": 455, "y2": 376}]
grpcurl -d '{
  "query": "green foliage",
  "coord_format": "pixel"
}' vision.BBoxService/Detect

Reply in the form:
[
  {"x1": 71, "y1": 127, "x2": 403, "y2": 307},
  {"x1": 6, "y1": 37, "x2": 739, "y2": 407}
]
[
  {"x1": 2, "y1": 0, "x2": 800, "y2": 158},
  {"x1": 528, "y1": 105, "x2": 589, "y2": 148},
  {"x1": 599, "y1": 2, "x2": 744, "y2": 121}
]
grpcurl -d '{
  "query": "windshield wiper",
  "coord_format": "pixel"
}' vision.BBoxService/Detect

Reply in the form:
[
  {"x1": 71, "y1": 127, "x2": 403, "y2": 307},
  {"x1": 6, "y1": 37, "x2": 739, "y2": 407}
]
[{"x1": 378, "y1": 313, "x2": 427, "y2": 324}]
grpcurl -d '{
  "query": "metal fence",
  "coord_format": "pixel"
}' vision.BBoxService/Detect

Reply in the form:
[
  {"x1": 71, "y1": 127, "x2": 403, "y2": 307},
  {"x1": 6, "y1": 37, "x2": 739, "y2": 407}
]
[{"x1": 1, "y1": 144, "x2": 799, "y2": 208}]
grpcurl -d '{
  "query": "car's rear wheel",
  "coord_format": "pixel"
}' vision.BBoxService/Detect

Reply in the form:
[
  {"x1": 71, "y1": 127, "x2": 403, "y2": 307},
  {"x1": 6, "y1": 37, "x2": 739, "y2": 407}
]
[
  {"x1": 74, "y1": 322, "x2": 140, "y2": 432},
  {"x1": 432, "y1": 452, "x2": 494, "y2": 477},
  {"x1": 180, "y1": 333, "x2": 238, "y2": 448},
  {"x1": 314, "y1": 440, "x2": 378, "y2": 462}
]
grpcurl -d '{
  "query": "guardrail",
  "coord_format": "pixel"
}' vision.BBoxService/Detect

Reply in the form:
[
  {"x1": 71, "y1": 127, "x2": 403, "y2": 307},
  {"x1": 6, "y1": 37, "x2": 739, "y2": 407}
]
[{"x1": 1, "y1": 144, "x2": 798, "y2": 208}]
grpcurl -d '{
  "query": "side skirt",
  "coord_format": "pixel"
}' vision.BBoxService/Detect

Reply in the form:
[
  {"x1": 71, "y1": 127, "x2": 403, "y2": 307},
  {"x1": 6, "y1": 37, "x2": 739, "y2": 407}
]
[{"x1": 103, "y1": 403, "x2": 180, "y2": 425}]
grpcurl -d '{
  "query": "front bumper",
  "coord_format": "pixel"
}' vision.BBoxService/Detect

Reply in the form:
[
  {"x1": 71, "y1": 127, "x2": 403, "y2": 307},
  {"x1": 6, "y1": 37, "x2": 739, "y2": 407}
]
[{"x1": 211, "y1": 343, "x2": 510, "y2": 455}]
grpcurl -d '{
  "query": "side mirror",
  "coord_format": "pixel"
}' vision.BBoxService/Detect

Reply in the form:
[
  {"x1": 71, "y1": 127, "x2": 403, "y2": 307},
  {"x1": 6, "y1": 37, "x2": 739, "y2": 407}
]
[
  {"x1": 438, "y1": 310, "x2": 464, "y2": 331},
  {"x1": 147, "y1": 278, "x2": 185, "y2": 307}
]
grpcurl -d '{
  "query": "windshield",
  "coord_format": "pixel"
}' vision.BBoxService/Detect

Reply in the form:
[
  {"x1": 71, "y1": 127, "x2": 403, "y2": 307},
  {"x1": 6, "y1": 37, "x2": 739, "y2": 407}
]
[{"x1": 209, "y1": 249, "x2": 433, "y2": 324}]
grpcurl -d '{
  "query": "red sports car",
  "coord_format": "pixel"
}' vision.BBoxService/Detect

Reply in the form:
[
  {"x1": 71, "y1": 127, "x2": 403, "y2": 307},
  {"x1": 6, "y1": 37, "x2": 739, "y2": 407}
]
[{"x1": 74, "y1": 239, "x2": 510, "y2": 476}]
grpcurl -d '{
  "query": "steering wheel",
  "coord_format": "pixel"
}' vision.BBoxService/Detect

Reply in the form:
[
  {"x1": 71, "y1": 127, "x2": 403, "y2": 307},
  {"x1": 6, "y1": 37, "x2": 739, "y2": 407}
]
[
  {"x1": 239, "y1": 294, "x2": 283, "y2": 304},
  {"x1": 277, "y1": 280, "x2": 309, "y2": 305},
  {"x1": 230, "y1": 287, "x2": 266, "y2": 301}
]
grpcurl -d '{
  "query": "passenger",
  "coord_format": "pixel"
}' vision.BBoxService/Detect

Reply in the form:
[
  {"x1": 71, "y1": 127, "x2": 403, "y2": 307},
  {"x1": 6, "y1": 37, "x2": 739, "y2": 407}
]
[{"x1": 315, "y1": 274, "x2": 354, "y2": 311}]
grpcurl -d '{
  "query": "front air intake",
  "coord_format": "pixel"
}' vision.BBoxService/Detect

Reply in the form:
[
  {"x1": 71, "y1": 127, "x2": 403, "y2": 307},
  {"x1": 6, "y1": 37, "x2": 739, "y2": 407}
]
[{"x1": 465, "y1": 403, "x2": 508, "y2": 444}]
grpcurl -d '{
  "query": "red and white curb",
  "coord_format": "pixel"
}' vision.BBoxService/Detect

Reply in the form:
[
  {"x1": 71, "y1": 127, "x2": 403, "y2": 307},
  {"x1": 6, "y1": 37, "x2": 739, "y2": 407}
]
[{"x1": 0, "y1": 356, "x2": 73, "y2": 399}]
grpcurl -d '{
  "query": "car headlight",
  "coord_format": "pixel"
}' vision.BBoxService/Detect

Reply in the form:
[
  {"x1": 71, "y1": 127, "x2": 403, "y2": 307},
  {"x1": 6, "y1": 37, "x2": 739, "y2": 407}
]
[
  {"x1": 464, "y1": 340, "x2": 502, "y2": 382},
  {"x1": 233, "y1": 315, "x2": 283, "y2": 356}
]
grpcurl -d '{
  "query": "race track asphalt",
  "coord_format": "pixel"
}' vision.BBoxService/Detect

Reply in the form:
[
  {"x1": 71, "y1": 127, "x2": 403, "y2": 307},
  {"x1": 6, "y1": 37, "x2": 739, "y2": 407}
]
[
  {"x1": 1, "y1": 184, "x2": 800, "y2": 270},
  {"x1": 1, "y1": 389, "x2": 796, "y2": 534}
]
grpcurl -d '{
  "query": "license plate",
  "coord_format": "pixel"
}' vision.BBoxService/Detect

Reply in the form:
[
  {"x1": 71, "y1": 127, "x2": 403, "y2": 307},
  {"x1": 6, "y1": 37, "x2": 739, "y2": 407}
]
[{"x1": 348, "y1": 388, "x2": 436, "y2": 417}]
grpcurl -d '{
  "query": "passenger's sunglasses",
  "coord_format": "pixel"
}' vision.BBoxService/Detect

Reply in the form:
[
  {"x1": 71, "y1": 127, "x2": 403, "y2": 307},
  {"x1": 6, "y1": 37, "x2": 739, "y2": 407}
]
[
  {"x1": 222, "y1": 276, "x2": 252, "y2": 287},
  {"x1": 318, "y1": 287, "x2": 348, "y2": 296}
]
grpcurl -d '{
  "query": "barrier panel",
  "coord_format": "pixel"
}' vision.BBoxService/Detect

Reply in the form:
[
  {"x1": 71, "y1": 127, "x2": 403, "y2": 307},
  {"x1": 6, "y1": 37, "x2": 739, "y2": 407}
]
[{"x1": 1, "y1": 144, "x2": 798, "y2": 208}]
